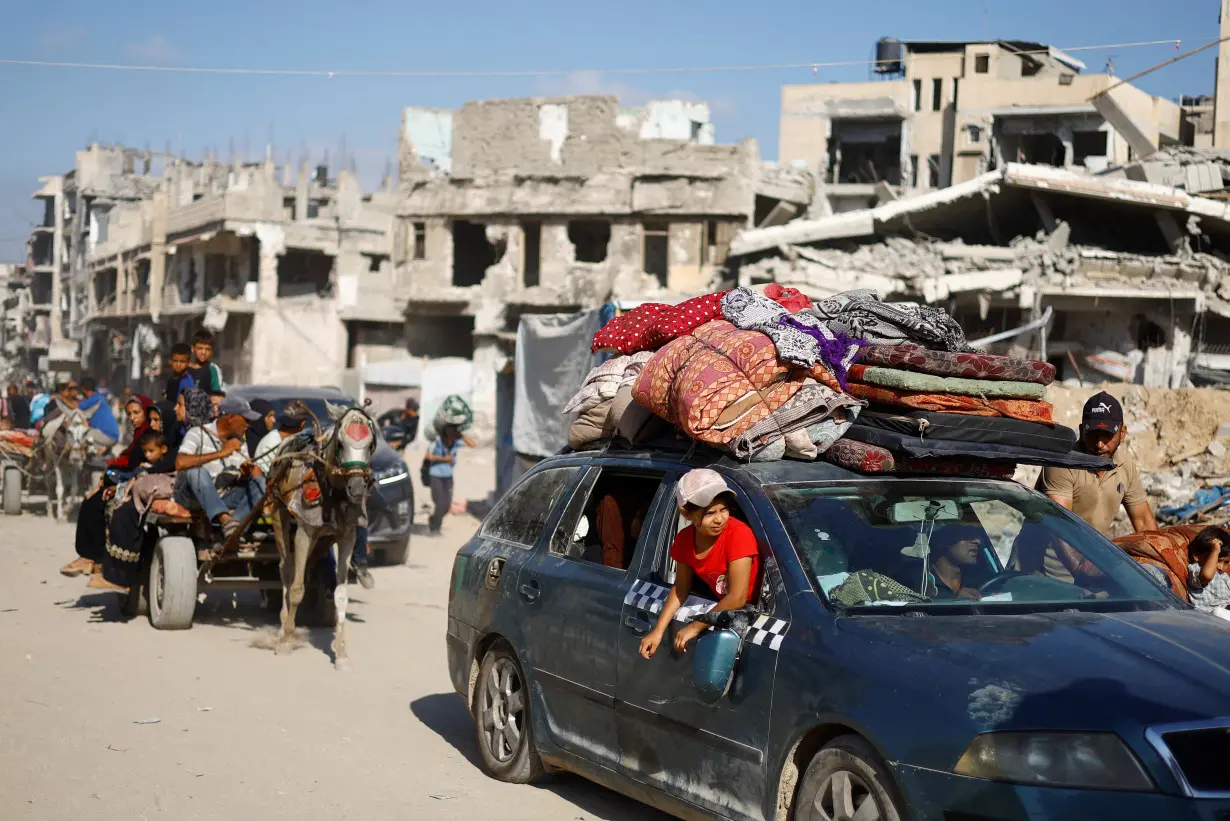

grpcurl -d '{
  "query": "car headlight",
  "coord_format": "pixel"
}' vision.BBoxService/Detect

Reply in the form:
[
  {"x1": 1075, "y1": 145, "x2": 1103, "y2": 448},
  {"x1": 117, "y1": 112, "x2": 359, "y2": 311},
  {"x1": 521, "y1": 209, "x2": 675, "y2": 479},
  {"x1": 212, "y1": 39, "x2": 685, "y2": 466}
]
[
  {"x1": 375, "y1": 467, "x2": 409, "y2": 485},
  {"x1": 954, "y1": 732, "x2": 1154, "y2": 791}
]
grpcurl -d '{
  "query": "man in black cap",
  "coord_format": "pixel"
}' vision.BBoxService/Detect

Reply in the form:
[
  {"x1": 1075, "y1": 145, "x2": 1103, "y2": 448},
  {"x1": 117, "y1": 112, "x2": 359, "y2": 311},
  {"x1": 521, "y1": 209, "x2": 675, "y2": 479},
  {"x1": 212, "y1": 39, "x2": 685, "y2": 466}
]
[{"x1": 1041, "y1": 391, "x2": 1156, "y2": 546}]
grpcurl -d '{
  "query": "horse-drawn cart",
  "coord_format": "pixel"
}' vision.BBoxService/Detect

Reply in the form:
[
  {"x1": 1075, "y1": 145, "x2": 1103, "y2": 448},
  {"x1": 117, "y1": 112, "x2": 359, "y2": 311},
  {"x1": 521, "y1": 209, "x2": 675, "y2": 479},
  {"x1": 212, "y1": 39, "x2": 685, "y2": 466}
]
[
  {"x1": 0, "y1": 431, "x2": 34, "y2": 516},
  {"x1": 124, "y1": 511, "x2": 337, "y2": 630}
]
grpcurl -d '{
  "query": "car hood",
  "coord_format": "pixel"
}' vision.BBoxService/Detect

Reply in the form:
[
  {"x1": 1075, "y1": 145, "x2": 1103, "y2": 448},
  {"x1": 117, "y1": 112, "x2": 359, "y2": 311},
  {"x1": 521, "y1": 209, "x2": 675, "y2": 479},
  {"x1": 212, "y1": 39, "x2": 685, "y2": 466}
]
[
  {"x1": 836, "y1": 608, "x2": 1230, "y2": 732},
  {"x1": 371, "y1": 439, "x2": 404, "y2": 472}
]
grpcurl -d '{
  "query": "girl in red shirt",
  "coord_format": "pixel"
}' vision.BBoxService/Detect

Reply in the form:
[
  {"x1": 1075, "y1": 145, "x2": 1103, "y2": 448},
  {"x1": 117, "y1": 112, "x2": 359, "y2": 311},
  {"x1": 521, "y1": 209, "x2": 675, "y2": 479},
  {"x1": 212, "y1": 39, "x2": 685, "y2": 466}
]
[{"x1": 639, "y1": 469, "x2": 759, "y2": 659}]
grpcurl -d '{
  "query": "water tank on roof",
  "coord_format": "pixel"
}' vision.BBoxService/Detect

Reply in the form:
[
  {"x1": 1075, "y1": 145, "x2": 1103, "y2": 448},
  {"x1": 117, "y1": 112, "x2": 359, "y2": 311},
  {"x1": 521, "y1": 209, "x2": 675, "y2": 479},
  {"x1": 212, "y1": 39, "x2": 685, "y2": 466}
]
[{"x1": 875, "y1": 38, "x2": 905, "y2": 75}]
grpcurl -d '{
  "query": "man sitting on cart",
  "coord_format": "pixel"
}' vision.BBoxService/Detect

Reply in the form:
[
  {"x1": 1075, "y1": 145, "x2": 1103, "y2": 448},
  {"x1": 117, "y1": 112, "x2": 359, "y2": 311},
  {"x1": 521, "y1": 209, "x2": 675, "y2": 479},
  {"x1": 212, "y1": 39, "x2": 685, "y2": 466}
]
[{"x1": 173, "y1": 390, "x2": 265, "y2": 540}]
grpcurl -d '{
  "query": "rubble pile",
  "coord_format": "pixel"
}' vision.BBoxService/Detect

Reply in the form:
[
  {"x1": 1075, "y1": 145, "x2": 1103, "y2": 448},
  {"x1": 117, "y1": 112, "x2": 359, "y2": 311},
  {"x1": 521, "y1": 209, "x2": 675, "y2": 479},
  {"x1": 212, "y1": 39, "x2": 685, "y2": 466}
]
[{"x1": 1030, "y1": 385, "x2": 1230, "y2": 530}]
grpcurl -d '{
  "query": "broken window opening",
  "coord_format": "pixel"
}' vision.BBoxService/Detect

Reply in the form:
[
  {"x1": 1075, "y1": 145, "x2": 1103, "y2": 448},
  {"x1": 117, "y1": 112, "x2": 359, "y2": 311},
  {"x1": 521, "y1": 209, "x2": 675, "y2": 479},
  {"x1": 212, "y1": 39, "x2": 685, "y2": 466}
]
[
  {"x1": 567, "y1": 221, "x2": 611, "y2": 264},
  {"x1": 1072, "y1": 131, "x2": 1109, "y2": 166},
  {"x1": 951, "y1": 78, "x2": 959, "y2": 110},
  {"x1": 406, "y1": 314, "x2": 476, "y2": 360},
  {"x1": 927, "y1": 155, "x2": 942, "y2": 188},
  {"x1": 203, "y1": 253, "x2": 231, "y2": 300},
  {"x1": 909, "y1": 155, "x2": 919, "y2": 188},
  {"x1": 413, "y1": 222, "x2": 427, "y2": 260},
  {"x1": 42, "y1": 198, "x2": 55, "y2": 228},
  {"x1": 306, "y1": 200, "x2": 321, "y2": 219},
  {"x1": 365, "y1": 253, "x2": 389, "y2": 273},
  {"x1": 277, "y1": 249, "x2": 334, "y2": 299},
  {"x1": 975, "y1": 54, "x2": 990, "y2": 74},
  {"x1": 643, "y1": 222, "x2": 669, "y2": 288},
  {"x1": 452, "y1": 221, "x2": 499, "y2": 287},
  {"x1": 31, "y1": 271, "x2": 52, "y2": 306},
  {"x1": 522, "y1": 221, "x2": 541, "y2": 288},
  {"x1": 1021, "y1": 59, "x2": 1042, "y2": 78},
  {"x1": 701, "y1": 220, "x2": 719, "y2": 267},
  {"x1": 1010, "y1": 133, "x2": 1066, "y2": 167},
  {"x1": 912, "y1": 79, "x2": 922, "y2": 112},
  {"x1": 1059, "y1": 74, "x2": 1075, "y2": 86},
  {"x1": 931, "y1": 79, "x2": 943, "y2": 112},
  {"x1": 827, "y1": 121, "x2": 903, "y2": 185},
  {"x1": 966, "y1": 125, "x2": 983, "y2": 144},
  {"x1": 1135, "y1": 316, "x2": 1167, "y2": 351}
]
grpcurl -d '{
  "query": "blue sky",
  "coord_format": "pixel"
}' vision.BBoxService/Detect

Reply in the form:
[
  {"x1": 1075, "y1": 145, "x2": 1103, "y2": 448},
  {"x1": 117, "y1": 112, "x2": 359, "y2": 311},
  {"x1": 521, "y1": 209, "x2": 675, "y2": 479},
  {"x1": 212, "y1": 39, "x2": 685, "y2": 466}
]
[{"x1": 0, "y1": 0, "x2": 1221, "y2": 260}]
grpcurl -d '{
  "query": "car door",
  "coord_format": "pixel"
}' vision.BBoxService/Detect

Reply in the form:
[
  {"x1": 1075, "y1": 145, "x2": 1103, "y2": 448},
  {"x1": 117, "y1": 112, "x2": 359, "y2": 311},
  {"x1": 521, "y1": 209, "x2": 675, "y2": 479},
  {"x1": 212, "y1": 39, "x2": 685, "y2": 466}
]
[
  {"x1": 614, "y1": 474, "x2": 791, "y2": 821},
  {"x1": 516, "y1": 465, "x2": 670, "y2": 770},
  {"x1": 447, "y1": 465, "x2": 583, "y2": 699}
]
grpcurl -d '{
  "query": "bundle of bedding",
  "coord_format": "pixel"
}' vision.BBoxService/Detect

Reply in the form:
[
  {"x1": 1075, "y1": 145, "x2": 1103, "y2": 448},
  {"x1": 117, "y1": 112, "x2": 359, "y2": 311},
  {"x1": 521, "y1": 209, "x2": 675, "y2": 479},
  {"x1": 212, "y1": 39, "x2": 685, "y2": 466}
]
[
  {"x1": 564, "y1": 352, "x2": 655, "y2": 449},
  {"x1": 577, "y1": 284, "x2": 1071, "y2": 476},
  {"x1": 631, "y1": 320, "x2": 860, "y2": 457}
]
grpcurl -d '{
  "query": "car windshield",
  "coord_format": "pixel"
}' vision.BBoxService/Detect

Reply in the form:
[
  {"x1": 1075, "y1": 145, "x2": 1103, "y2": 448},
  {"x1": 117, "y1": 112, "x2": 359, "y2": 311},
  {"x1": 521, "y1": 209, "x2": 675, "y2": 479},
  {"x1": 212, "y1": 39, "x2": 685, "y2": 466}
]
[{"x1": 769, "y1": 480, "x2": 1171, "y2": 613}]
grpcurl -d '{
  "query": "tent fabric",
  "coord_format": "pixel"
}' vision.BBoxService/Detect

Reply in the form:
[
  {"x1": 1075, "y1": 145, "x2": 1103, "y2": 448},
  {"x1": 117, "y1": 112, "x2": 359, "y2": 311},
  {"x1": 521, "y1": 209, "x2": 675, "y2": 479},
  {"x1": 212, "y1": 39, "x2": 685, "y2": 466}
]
[{"x1": 514, "y1": 308, "x2": 606, "y2": 459}]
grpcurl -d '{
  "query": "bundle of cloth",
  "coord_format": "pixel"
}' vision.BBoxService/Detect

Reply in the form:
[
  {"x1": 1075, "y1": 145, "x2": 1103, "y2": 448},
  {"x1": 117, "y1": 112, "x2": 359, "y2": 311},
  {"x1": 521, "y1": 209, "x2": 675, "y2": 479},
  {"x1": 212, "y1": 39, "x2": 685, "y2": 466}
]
[
  {"x1": 564, "y1": 352, "x2": 657, "y2": 449},
  {"x1": 631, "y1": 319, "x2": 861, "y2": 460}
]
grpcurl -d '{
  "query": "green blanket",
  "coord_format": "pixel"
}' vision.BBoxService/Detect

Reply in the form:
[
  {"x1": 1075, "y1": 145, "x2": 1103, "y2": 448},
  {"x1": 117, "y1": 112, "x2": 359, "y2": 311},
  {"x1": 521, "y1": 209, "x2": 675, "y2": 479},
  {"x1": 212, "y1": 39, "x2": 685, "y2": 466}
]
[{"x1": 855, "y1": 365, "x2": 1047, "y2": 400}]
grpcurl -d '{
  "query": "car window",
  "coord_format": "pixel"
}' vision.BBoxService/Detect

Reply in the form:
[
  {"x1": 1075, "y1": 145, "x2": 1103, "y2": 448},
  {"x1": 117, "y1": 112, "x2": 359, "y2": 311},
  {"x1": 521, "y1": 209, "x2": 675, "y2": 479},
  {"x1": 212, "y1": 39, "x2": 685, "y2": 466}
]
[
  {"x1": 770, "y1": 480, "x2": 1171, "y2": 611},
  {"x1": 650, "y1": 480, "x2": 776, "y2": 613},
  {"x1": 481, "y1": 467, "x2": 580, "y2": 548},
  {"x1": 549, "y1": 468, "x2": 663, "y2": 570}
]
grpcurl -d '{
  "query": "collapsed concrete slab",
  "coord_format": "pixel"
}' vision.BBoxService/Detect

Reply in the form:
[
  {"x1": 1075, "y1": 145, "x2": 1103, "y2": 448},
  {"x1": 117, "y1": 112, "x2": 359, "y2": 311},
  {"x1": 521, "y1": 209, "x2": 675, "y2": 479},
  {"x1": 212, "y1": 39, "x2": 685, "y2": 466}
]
[{"x1": 727, "y1": 161, "x2": 1230, "y2": 388}]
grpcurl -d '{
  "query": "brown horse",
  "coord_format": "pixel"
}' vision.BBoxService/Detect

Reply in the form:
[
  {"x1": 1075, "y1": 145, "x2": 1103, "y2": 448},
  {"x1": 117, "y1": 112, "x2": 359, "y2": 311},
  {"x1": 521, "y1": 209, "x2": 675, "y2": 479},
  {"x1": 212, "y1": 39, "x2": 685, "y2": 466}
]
[{"x1": 266, "y1": 401, "x2": 376, "y2": 670}]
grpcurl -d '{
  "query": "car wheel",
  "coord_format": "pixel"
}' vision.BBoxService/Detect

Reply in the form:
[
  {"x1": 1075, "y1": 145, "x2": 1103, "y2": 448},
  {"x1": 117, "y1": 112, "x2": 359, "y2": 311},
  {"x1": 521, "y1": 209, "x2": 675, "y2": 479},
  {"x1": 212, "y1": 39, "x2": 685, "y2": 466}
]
[
  {"x1": 793, "y1": 735, "x2": 903, "y2": 821},
  {"x1": 472, "y1": 644, "x2": 544, "y2": 784}
]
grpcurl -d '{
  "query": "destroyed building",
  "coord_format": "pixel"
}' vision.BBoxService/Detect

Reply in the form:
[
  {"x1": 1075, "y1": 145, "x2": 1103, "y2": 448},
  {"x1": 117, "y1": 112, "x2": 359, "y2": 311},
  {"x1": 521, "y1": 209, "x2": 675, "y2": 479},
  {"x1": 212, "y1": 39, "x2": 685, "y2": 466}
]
[
  {"x1": 729, "y1": 162, "x2": 1230, "y2": 388},
  {"x1": 392, "y1": 95, "x2": 811, "y2": 425},
  {"x1": 780, "y1": 38, "x2": 1186, "y2": 214},
  {"x1": 6, "y1": 143, "x2": 404, "y2": 391}
]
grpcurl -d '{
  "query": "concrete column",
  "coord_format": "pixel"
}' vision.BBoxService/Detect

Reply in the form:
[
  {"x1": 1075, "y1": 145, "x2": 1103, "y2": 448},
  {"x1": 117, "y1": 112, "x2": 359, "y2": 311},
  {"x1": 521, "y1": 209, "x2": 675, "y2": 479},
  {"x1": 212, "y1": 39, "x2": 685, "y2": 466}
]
[
  {"x1": 1217, "y1": 0, "x2": 1230, "y2": 148},
  {"x1": 149, "y1": 192, "x2": 167, "y2": 322},
  {"x1": 50, "y1": 190, "x2": 64, "y2": 342}
]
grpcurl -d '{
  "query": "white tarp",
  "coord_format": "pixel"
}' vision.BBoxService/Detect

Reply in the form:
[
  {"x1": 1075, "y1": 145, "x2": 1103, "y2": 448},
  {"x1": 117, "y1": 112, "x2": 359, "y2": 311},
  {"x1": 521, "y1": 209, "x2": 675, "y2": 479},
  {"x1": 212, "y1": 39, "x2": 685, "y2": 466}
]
[{"x1": 417, "y1": 357, "x2": 472, "y2": 443}]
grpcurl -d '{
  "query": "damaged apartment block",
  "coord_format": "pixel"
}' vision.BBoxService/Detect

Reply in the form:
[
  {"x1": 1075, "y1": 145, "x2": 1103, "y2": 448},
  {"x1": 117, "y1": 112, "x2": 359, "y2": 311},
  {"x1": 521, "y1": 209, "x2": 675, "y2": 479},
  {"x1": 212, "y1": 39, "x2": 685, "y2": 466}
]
[
  {"x1": 21, "y1": 143, "x2": 405, "y2": 389},
  {"x1": 781, "y1": 38, "x2": 1184, "y2": 214},
  {"x1": 393, "y1": 94, "x2": 811, "y2": 425}
]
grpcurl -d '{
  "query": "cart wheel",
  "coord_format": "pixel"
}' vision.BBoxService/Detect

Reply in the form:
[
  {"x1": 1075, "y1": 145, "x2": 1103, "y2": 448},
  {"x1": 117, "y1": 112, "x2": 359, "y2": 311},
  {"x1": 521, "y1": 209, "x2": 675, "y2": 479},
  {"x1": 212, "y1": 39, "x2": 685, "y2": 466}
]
[
  {"x1": 2, "y1": 466, "x2": 21, "y2": 516},
  {"x1": 148, "y1": 536, "x2": 197, "y2": 630}
]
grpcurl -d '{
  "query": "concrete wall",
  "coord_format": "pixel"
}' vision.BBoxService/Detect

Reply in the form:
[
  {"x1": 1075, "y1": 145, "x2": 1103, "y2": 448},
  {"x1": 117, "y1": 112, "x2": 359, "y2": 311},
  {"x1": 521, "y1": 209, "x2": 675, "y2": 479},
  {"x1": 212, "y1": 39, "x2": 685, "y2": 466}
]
[
  {"x1": 250, "y1": 299, "x2": 348, "y2": 386},
  {"x1": 779, "y1": 80, "x2": 911, "y2": 175}
]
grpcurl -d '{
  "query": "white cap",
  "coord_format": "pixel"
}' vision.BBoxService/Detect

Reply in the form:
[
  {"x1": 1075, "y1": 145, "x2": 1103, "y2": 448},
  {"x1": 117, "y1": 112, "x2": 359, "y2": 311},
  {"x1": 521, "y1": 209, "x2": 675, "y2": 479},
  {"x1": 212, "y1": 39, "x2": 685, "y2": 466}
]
[{"x1": 676, "y1": 468, "x2": 731, "y2": 509}]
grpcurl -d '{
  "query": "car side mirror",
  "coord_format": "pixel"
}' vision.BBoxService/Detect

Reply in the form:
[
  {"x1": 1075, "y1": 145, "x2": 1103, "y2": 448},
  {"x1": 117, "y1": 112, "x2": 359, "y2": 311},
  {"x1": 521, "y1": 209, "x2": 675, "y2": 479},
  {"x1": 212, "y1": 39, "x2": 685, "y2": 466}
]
[{"x1": 691, "y1": 628, "x2": 741, "y2": 704}]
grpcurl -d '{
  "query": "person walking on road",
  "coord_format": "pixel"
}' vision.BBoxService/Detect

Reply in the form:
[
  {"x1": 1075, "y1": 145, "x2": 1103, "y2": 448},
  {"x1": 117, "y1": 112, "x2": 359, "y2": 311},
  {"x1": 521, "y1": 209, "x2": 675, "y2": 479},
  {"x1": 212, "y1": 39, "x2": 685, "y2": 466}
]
[{"x1": 425, "y1": 425, "x2": 474, "y2": 535}]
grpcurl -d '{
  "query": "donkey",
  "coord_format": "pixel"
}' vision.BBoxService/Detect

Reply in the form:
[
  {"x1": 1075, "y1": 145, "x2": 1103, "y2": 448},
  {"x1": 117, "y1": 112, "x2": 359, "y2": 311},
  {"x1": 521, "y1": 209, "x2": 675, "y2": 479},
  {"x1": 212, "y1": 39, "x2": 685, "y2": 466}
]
[
  {"x1": 267, "y1": 401, "x2": 376, "y2": 670},
  {"x1": 38, "y1": 400, "x2": 99, "y2": 521}
]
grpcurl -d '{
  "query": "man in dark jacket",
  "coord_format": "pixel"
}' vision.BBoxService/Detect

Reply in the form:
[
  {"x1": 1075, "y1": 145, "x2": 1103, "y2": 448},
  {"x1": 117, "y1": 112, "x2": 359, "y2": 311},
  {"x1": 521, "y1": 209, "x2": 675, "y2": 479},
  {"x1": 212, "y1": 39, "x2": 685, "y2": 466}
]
[{"x1": 377, "y1": 398, "x2": 420, "y2": 450}]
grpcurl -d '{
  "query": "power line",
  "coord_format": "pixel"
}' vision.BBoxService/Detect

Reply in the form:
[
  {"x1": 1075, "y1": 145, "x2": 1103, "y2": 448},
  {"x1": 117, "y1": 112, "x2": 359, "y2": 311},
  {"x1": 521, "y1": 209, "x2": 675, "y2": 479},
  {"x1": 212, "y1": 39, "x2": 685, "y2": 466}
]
[{"x1": 0, "y1": 39, "x2": 1185, "y2": 80}]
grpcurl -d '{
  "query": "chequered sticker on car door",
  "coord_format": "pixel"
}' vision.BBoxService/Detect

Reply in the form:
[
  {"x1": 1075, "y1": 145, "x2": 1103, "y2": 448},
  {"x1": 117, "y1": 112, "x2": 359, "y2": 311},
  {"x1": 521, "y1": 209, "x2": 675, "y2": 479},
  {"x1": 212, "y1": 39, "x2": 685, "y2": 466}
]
[{"x1": 623, "y1": 580, "x2": 789, "y2": 651}]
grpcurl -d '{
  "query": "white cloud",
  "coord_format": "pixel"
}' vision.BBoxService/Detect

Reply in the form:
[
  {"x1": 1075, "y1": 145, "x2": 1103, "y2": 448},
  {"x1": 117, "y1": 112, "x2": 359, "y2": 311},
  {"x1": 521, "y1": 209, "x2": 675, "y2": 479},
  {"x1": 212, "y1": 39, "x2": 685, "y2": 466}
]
[
  {"x1": 40, "y1": 27, "x2": 87, "y2": 52},
  {"x1": 123, "y1": 35, "x2": 178, "y2": 65}
]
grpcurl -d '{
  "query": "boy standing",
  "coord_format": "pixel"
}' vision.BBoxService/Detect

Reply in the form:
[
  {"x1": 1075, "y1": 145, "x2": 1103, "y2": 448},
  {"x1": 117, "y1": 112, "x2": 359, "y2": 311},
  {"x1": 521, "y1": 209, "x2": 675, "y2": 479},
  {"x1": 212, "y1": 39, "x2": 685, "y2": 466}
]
[
  {"x1": 163, "y1": 342, "x2": 197, "y2": 402},
  {"x1": 189, "y1": 330, "x2": 225, "y2": 393}
]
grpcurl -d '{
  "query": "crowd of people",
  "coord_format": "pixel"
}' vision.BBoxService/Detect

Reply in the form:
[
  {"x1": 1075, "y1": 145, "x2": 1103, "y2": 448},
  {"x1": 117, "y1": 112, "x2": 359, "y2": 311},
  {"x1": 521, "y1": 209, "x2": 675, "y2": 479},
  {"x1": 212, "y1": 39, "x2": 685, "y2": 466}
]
[{"x1": 2, "y1": 326, "x2": 478, "y2": 600}]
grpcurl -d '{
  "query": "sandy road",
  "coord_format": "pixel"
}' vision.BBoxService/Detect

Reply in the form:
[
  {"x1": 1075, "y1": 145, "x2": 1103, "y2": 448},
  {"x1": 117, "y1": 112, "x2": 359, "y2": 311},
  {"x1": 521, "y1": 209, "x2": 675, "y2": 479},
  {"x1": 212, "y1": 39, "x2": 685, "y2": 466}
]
[{"x1": 0, "y1": 447, "x2": 671, "y2": 821}]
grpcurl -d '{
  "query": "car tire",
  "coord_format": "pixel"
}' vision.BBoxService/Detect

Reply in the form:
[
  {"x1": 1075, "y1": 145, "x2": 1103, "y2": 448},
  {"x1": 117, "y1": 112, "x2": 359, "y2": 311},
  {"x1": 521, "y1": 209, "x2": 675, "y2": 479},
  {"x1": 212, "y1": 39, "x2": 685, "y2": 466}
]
[
  {"x1": 793, "y1": 735, "x2": 903, "y2": 821},
  {"x1": 379, "y1": 533, "x2": 411, "y2": 566},
  {"x1": 472, "y1": 644, "x2": 544, "y2": 784},
  {"x1": 2, "y1": 465, "x2": 21, "y2": 515},
  {"x1": 148, "y1": 536, "x2": 197, "y2": 630}
]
